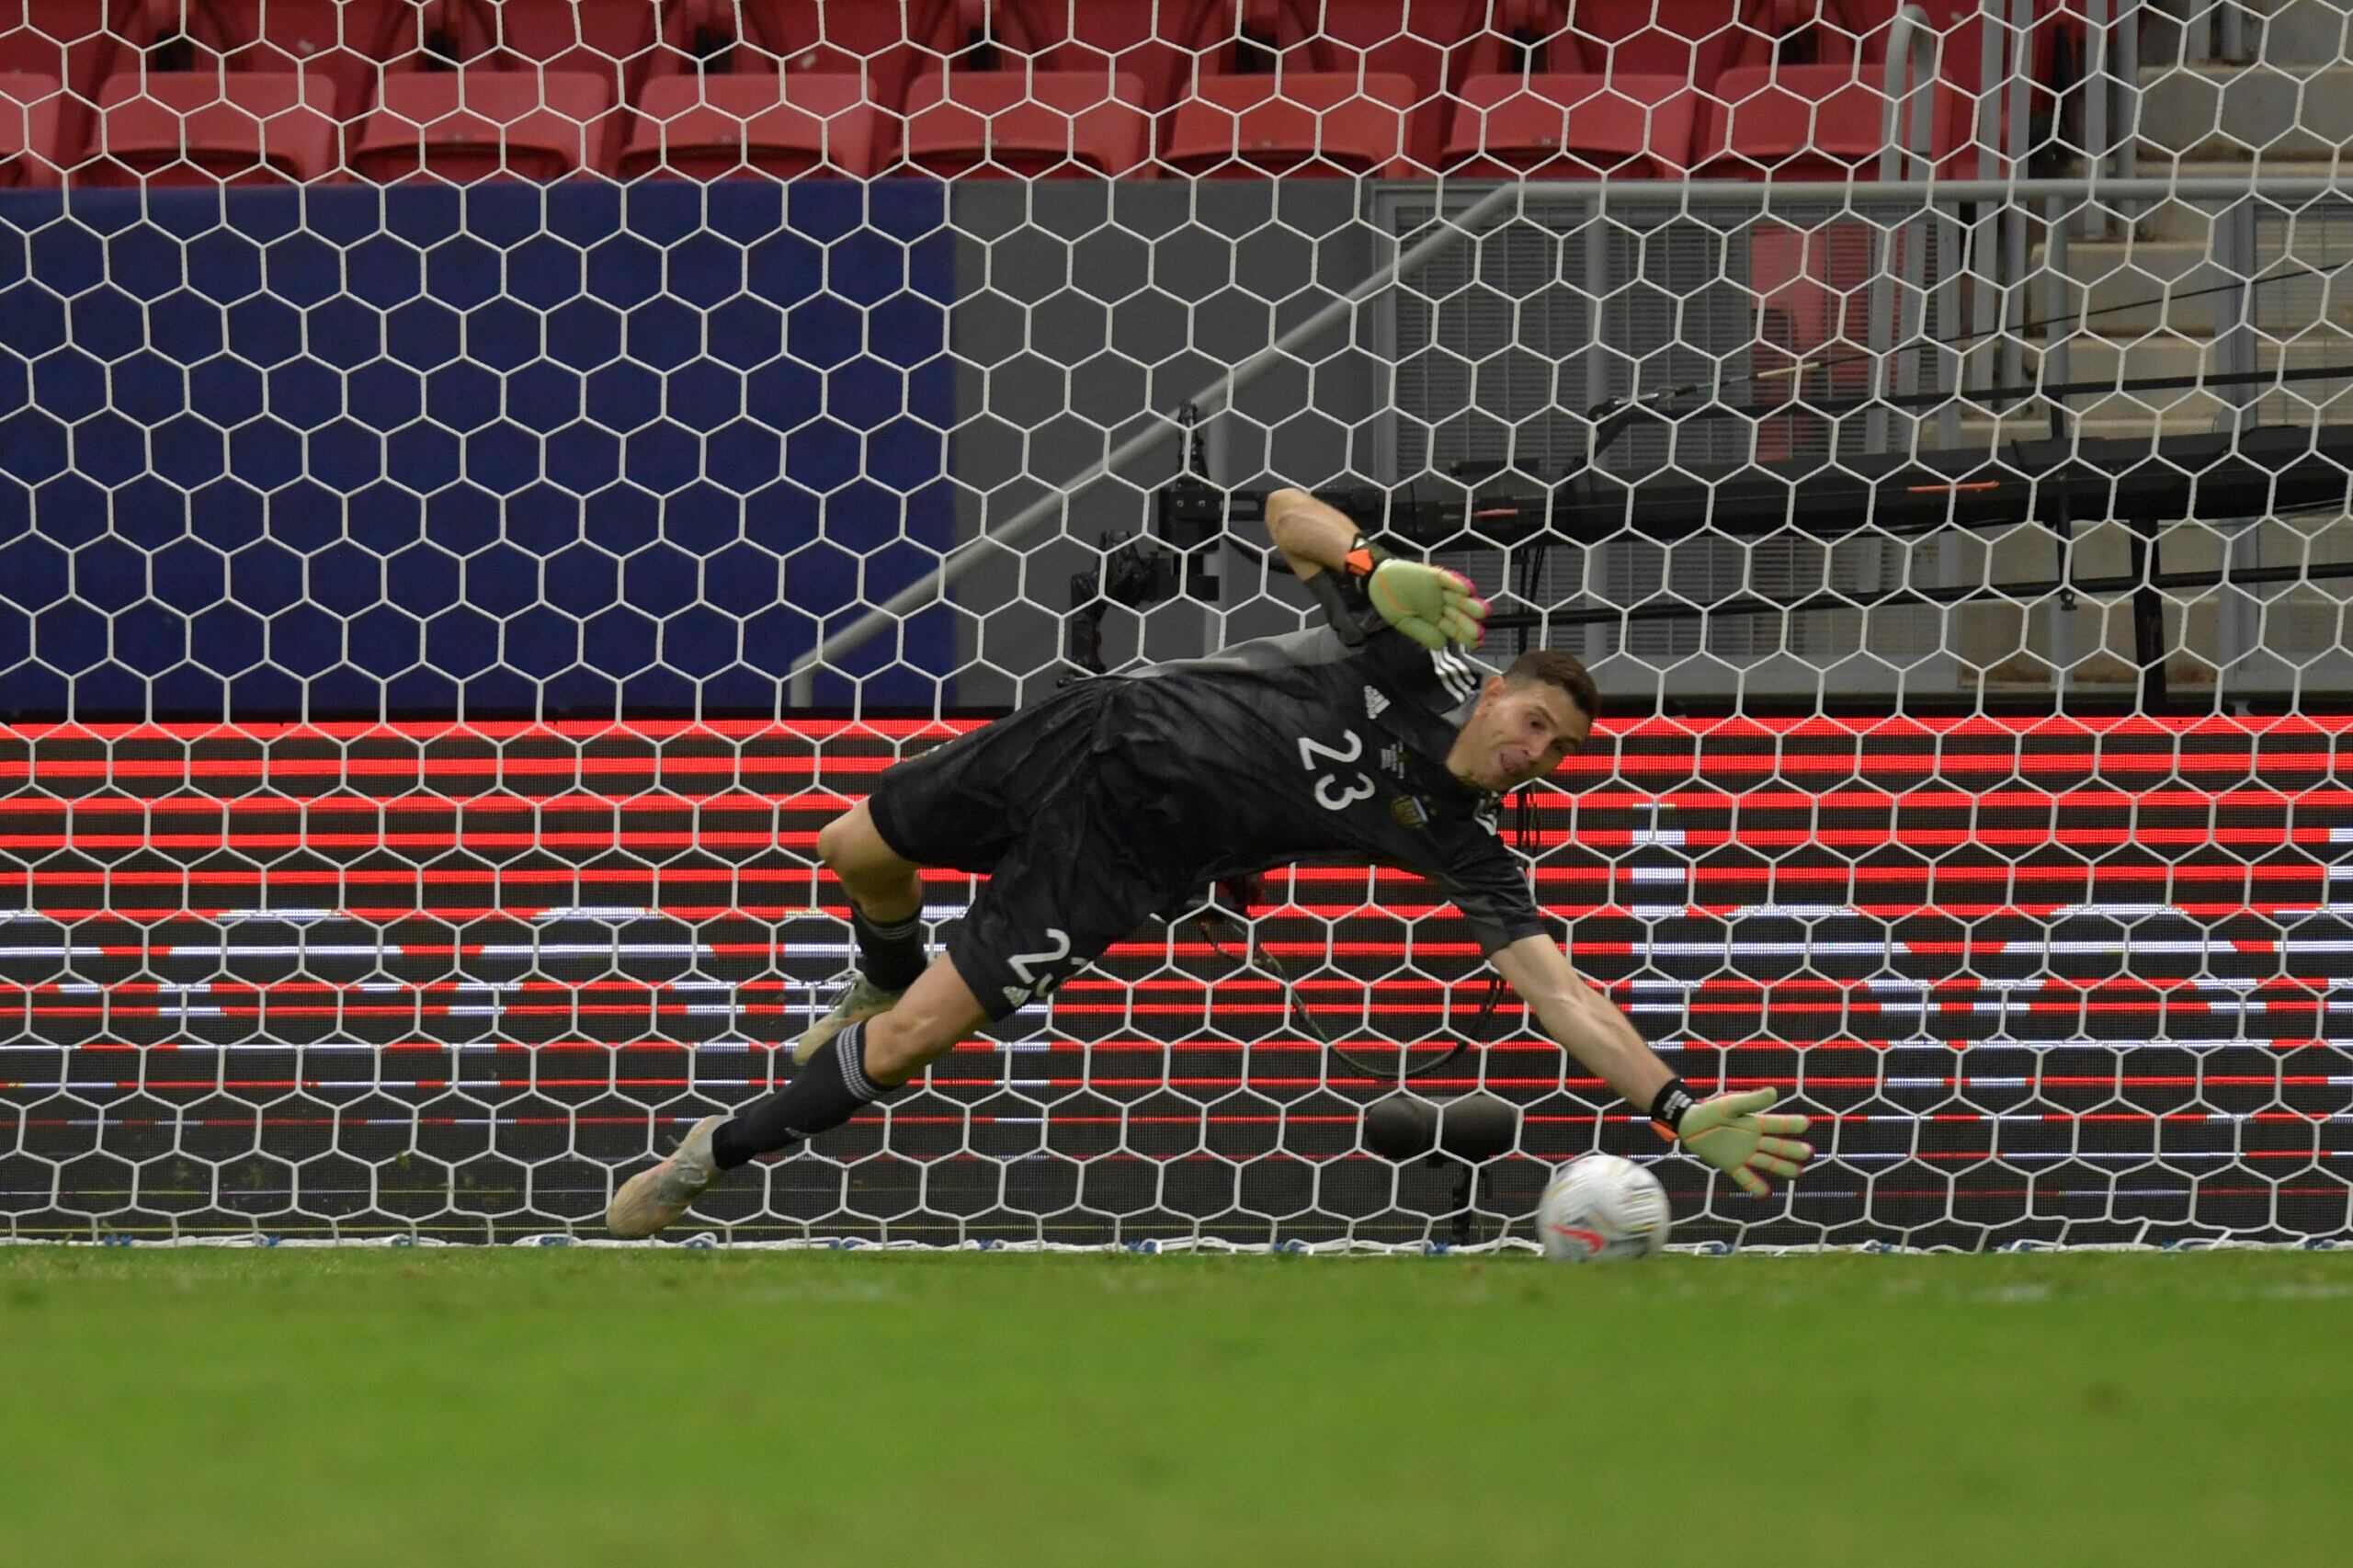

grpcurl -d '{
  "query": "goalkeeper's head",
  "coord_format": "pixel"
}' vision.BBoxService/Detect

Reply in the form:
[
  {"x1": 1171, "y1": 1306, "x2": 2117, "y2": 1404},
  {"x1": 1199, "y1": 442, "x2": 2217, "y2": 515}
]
[{"x1": 1447, "y1": 648, "x2": 1597, "y2": 793}]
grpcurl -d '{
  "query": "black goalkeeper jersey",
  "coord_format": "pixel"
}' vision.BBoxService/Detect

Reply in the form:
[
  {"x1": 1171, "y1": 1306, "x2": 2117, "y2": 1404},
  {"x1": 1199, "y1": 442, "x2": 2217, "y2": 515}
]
[{"x1": 1103, "y1": 602, "x2": 1550, "y2": 956}]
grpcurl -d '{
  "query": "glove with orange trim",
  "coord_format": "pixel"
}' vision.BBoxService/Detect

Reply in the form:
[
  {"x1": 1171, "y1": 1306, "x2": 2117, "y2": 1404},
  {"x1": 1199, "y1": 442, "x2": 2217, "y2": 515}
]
[
  {"x1": 1347, "y1": 548, "x2": 1487, "y2": 652},
  {"x1": 1652, "y1": 1082, "x2": 1814, "y2": 1196}
]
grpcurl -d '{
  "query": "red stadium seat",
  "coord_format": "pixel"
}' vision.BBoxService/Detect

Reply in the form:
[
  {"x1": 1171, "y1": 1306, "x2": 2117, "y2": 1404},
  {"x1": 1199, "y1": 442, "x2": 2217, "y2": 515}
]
[
  {"x1": 1442, "y1": 72, "x2": 1697, "y2": 177},
  {"x1": 126, "y1": 0, "x2": 435, "y2": 127},
  {"x1": 1560, "y1": 0, "x2": 1757, "y2": 83},
  {"x1": 0, "y1": 1, "x2": 137, "y2": 165},
  {"x1": 843, "y1": 0, "x2": 1152, "y2": 178},
  {"x1": 440, "y1": 0, "x2": 662, "y2": 82},
  {"x1": 1007, "y1": 0, "x2": 1192, "y2": 121},
  {"x1": 350, "y1": 68, "x2": 615, "y2": 182},
  {"x1": 1162, "y1": 70, "x2": 1421, "y2": 176},
  {"x1": 892, "y1": 0, "x2": 1157, "y2": 177},
  {"x1": 1689, "y1": 61, "x2": 1915, "y2": 177},
  {"x1": 437, "y1": 0, "x2": 659, "y2": 168},
  {"x1": 85, "y1": 69, "x2": 341, "y2": 185},
  {"x1": 899, "y1": 68, "x2": 1151, "y2": 177},
  {"x1": 620, "y1": 71, "x2": 890, "y2": 179},
  {"x1": 654, "y1": 0, "x2": 925, "y2": 108},
  {"x1": 0, "y1": 69, "x2": 61, "y2": 185},
  {"x1": 384, "y1": 2, "x2": 658, "y2": 175},
  {"x1": 1162, "y1": 0, "x2": 1469, "y2": 173},
  {"x1": 1300, "y1": 0, "x2": 1481, "y2": 106},
  {"x1": 0, "y1": 2, "x2": 131, "y2": 99}
]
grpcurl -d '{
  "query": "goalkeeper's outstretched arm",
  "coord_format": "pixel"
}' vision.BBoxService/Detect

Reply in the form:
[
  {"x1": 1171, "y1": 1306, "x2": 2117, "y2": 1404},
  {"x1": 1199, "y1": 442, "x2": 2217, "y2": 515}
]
[
  {"x1": 1264, "y1": 487, "x2": 1487, "y2": 651},
  {"x1": 1494, "y1": 934, "x2": 1815, "y2": 1196}
]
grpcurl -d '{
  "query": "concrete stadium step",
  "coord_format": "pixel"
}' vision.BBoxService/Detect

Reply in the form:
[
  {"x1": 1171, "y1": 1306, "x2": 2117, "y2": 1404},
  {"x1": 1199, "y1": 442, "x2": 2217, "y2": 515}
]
[
  {"x1": 2134, "y1": 61, "x2": 2353, "y2": 158},
  {"x1": 2120, "y1": 166, "x2": 2353, "y2": 244},
  {"x1": 1949, "y1": 405, "x2": 2287, "y2": 446},
  {"x1": 2032, "y1": 237, "x2": 2237, "y2": 331},
  {"x1": 2028, "y1": 333, "x2": 2353, "y2": 388},
  {"x1": 1928, "y1": 382, "x2": 2351, "y2": 445},
  {"x1": 2137, "y1": 0, "x2": 2352, "y2": 67},
  {"x1": 2252, "y1": 0, "x2": 2353, "y2": 65},
  {"x1": 2029, "y1": 236, "x2": 2353, "y2": 331}
]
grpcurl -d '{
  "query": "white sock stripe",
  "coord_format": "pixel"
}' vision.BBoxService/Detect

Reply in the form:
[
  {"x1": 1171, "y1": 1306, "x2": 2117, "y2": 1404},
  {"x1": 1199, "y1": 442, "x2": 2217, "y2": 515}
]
[{"x1": 835, "y1": 1022, "x2": 881, "y2": 1102}]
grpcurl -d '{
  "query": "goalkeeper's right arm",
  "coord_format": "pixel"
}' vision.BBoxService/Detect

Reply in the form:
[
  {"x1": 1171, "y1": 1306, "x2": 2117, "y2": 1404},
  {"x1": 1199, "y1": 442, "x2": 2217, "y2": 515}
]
[
  {"x1": 1263, "y1": 486, "x2": 1360, "y2": 578},
  {"x1": 1264, "y1": 487, "x2": 1487, "y2": 652}
]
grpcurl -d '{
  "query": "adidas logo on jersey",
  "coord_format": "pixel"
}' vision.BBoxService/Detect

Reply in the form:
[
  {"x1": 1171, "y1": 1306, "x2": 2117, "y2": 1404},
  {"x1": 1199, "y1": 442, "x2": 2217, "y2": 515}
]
[{"x1": 1363, "y1": 685, "x2": 1391, "y2": 720}]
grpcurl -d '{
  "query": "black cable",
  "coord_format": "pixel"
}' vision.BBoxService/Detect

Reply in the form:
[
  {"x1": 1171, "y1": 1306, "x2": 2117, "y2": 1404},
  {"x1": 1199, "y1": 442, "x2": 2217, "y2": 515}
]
[
  {"x1": 1194, "y1": 886, "x2": 1481, "y2": 1086},
  {"x1": 1633, "y1": 359, "x2": 2353, "y2": 428}
]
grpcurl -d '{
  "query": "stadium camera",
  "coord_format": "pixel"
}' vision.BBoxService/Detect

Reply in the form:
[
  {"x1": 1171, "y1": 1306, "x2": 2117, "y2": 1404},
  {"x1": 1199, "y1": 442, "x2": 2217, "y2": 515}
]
[
  {"x1": 1065, "y1": 405, "x2": 1237, "y2": 676},
  {"x1": 1361, "y1": 1095, "x2": 1438, "y2": 1160},
  {"x1": 1064, "y1": 527, "x2": 1188, "y2": 675},
  {"x1": 1365, "y1": 1093, "x2": 1518, "y2": 1247},
  {"x1": 1361, "y1": 1093, "x2": 1517, "y2": 1164}
]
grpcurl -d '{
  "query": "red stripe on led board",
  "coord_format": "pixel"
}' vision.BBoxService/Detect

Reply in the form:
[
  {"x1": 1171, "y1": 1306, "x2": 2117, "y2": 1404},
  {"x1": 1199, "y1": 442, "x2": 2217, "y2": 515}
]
[
  {"x1": 0, "y1": 862, "x2": 2334, "y2": 891},
  {"x1": 5, "y1": 972, "x2": 2345, "y2": 1001},
  {"x1": 2, "y1": 901, "x2": 2347, "y2": 927},
  {"x1": 6, "y1": 785, "x2": 2350, "y2": 815},
  {"x1": 0, "y1": 825, "x2": 2340, "y2": 856},
  {"x1": 17, "y1": 1035, "x2": 2345, "y2": 1057},
  {"x1": 7, "y1": 712, "x2": 2349, "y2": 743}
]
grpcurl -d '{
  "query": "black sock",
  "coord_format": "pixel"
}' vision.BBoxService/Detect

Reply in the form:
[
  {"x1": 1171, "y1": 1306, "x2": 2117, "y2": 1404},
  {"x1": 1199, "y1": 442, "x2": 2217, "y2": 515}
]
[
  {"x1": 852, "y1": 905, "x2": 927, "y2": 992},
  {"x1": 710, "y1": 1022, "x2": 891, "y2": 1169}
]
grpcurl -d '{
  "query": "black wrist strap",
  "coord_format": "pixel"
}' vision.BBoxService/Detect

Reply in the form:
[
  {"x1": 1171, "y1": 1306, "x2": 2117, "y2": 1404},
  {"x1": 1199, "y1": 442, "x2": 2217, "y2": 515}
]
[
  {"x1": 1648, "y1": 1077, "x2": 1696, "y2": 1136},
  {"x1": 1307, "y1": 535, "x2": 1392, "y2": 647}
]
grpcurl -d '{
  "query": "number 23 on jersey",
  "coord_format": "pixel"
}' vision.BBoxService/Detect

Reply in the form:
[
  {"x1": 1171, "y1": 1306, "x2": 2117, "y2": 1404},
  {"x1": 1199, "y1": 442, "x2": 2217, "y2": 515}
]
[{"x1": 1297, "y1": 729, "x2": 1376, "y2": 812}]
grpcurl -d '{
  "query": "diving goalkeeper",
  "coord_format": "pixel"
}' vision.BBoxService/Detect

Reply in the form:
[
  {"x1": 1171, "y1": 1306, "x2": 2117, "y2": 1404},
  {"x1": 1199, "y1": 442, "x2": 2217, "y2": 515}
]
[{"x1": 608, "y1": 489, "x2": 1814, "y2": 1235}]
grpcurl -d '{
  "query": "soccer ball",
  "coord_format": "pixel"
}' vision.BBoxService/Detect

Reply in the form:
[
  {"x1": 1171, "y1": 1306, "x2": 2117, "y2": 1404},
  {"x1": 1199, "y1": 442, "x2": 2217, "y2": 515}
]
[{"x1": 1536, "y1": 1154, "x2": 1671, "y2": 1263}]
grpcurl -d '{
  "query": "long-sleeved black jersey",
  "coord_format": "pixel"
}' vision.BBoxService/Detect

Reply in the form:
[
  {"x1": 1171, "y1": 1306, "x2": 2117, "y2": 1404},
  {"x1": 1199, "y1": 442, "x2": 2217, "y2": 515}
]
[
  {"x1": 870, "y1": 574, "x2": 1552, "y2": 1020},
  {"x1": 1105, "y1": 593, "x2": 1549, "y2": 956}
]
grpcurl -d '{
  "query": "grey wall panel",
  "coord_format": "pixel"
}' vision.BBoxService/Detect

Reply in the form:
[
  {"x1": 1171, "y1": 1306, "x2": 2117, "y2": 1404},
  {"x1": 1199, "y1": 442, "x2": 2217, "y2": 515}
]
[{"x1": 947, "y1": 180, "x2": 1378, "y2": 710}]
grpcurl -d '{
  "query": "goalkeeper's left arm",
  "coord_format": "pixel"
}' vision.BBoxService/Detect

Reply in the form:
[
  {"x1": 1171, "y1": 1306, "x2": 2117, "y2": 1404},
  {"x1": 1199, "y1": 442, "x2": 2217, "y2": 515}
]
[{"x1": 1494, "y1": 934, "x2": 1813, "y2": 1196}]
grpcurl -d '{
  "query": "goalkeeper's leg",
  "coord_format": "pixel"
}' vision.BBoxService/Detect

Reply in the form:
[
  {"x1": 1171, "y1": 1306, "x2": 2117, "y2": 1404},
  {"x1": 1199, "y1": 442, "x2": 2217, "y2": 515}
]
[
  {"x1": 605, "y1": 802, "x2": 933, "y2": 1239},
  {"x1": 605, "y1": 950, "x2": 986, "y2": 1238},
  {"x1": 606, "y1": 732, "x2": 1165, "y2": 1237},
  {"x1": 699, "y1": 838, "x2": 1121, "y2": 1180},
  {"x1": 794, "y1": 801, "x2": 930, "y2": 1064}
]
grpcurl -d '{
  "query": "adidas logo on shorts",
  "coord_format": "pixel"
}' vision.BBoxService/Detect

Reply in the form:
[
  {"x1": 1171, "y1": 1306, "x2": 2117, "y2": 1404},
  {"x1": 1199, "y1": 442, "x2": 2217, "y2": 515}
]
[{"x1": 1363, "y1": 685, "x2": 1391, "y2": 720}]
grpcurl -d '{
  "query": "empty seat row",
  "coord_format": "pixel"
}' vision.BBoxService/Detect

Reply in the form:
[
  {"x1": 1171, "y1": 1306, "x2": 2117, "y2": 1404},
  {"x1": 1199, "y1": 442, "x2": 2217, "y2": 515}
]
[
  {"x1": 0, "y1": 0, "x2": 2067, "y2": 186},
  {"x1": 0, "y1": 61, "x2": 1976, "y2": 184}
]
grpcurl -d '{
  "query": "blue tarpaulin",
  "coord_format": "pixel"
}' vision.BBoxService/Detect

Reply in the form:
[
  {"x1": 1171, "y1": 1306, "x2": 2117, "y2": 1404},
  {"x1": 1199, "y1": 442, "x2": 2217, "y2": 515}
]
[{"x1": 0, "y1": 178, "x2": 953, "y2": 719}]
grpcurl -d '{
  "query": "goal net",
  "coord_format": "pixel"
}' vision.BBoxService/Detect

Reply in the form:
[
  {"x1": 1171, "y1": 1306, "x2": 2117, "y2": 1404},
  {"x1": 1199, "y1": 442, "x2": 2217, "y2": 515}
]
[{"x1": 2, "y1": 0, "x2": 2349, "y2": 1249}]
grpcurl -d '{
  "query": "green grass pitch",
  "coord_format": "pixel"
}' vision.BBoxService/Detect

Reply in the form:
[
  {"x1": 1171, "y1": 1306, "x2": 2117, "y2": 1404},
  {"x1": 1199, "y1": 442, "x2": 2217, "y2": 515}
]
[{"x1": 4, "y1": 1246, "x2": 2347, "y2": 1568}]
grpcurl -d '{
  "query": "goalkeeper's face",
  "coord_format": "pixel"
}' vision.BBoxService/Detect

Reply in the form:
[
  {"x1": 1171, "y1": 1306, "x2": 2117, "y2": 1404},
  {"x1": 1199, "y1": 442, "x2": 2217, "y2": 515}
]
[{"x1": 1454, "y1": 676, "x2": 1592, "y2": 792}]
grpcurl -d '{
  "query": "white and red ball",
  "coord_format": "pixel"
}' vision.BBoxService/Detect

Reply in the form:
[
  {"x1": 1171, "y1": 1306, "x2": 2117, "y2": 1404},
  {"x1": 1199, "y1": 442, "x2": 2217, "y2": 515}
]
[{"x1": 1536, "y1": 1153, "x2": 1671, "y2": 1263}]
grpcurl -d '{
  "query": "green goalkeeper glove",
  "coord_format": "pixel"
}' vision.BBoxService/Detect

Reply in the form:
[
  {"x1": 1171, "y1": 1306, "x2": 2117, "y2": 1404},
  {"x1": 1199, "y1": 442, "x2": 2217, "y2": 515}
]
[
  {"x1": 1671, "y1": 1087, "x2": 1815, "y2": 1197},
  {"x1": 1360, "y1": 558, "x2": 1489, "y2": 652}
]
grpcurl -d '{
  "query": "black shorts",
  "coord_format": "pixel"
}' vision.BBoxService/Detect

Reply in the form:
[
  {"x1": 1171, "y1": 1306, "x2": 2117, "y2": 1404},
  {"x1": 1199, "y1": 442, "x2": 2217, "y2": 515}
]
[{"x1": 867, "y1": 681, "x2": 1195, "y2": 1024}]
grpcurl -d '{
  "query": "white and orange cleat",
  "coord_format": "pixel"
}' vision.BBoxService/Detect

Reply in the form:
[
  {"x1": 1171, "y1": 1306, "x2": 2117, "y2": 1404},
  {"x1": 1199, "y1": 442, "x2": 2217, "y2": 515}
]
[
  {"x1": 792, "y1": 972, "x2": 904, "y2": 1065},
  {"x1": 606, "y1": 1112, "x2": 728, "y2": 1239}
]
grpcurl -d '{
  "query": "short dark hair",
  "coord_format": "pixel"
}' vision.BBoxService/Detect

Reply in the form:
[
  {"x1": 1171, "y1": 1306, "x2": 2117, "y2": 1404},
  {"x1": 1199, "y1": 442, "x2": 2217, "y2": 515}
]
[{"x1": 1503, "y1": 648, "x2": 1599, "y2": 723}]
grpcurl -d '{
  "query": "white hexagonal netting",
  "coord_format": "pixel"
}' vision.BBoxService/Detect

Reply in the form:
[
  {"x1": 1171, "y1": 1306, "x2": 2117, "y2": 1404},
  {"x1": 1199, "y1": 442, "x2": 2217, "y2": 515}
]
[{"x1": 1, "y1": 1, "x2": 2348, "y2": 1248}]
